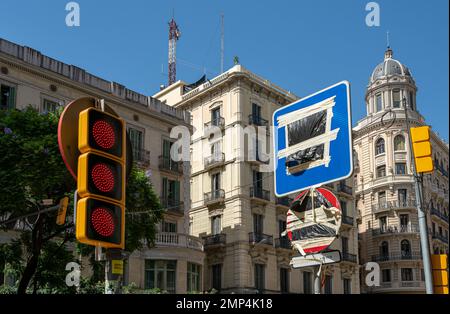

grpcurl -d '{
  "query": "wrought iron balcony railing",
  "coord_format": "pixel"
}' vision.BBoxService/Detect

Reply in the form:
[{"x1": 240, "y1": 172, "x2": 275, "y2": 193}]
[
  {"x1": 204, "y1": 153, "x2": 225, "y2": 169},
  {"x1": 248, "y1": 114, "x2": 268, "y2": 127},
  {"x1": 341, "y1": 215, "x2": 354, "y2": 226},
  {"x1": 249, "y1": 232, "x2": 273, "y2": 246},
  {"x1": 430, "y1": 207, "x2": 449, "y2": 223},
  {"x1": 371, "y1": 251, "x2": 421, "y2": 262},
  {"x1": 204, "y1": 189, "x2": 225, "y2": 205},
  {"x1": 341, "y1": 252, "x2": 357, "y2": 263},
  {"x1": 158, "y1": 155, "x2": 183, "y2": 174},
  {"x1": 337, "y1": 183, "x2": 353, "y2": 195},
  {"x1": 276, "y1": 196, "x2": 293, "y2": 207},
  {"x1": 372, "y1": 224, "x2": 420, "y2": 236},
  {"x1": 205, "y1": 117, "x2": 225, "y2": 129},
  {"x1": 372, "y1": 200, "x2": 417, "y2": 213},
  {"x1": 432, "y1": 232, "x2": 449, "y2": 243},
  {"x1": 274, "y1": 237, "x2": 291, "y2": 249},
  {"x1": 133, "y1": 148, "x2": 151, "y2": 165},
  {"x1": 203, "y1": 233, "x2": 226, "y2": 246},
  {"x1": 250, "y1": 187, "x2": 270, "y2": 201},
  {"x1": 161, "y1": 198, "x2": 183, "y2": 214}
]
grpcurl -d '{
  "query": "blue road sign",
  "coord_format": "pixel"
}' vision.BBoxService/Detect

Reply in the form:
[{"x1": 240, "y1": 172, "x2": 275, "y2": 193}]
[{"x1": 272, "y1": 81, "x2": 352, "y2": 197}]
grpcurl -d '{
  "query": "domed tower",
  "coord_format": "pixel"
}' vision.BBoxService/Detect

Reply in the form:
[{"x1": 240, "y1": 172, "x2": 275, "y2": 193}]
[
  {"x1": 365, "y1": 47, "x2": 418, "y2": 116},
  {"x1": 353, "y1": 47, "x2": 449, "y2": 294}
]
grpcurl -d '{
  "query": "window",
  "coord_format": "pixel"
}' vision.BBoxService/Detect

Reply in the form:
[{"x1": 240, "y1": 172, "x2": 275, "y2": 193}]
[
  {"x1": 280, "y1": 268, "x2": 289, "y2": 294},
  {"x1": 392, "y1": 90, "x2": 401, "y2": 108},
  {"x1": 254, "y1": 264, "x2": 265, "y2": 293},
  {"x1": 401, "y1": 240, "x2": 411, "y2": 258},
  {"x1": 187, "y1": 263, "x2": 201, "y2": 292},
  {"x1": 376, "y1": 93, "x2": 382, "y2": 112},
  {"x1": 211, "y1": 107, "x2": 221, "y2": 126},
  {"x1": 341, "y1": 236, "x2": 349, "y2": 254},
  {"x1": 409, "y1": 91, "x2": 414, "y2": 110},
  {"x1": 395, "y1": 163, "x2": 407, "y2": 175},
  {"x1": 162, "y1": 220, "x2": 177, "y2": 233},
  {"x1": 324, "y1": 275, "x2": 333, "y2": 294},
  {"x1": 162, "y1": 178, "x2": 180, "y2": 208},
  {"x1": 379, "y1": 216, "x2": 387, "y2": 231},
  {"x1": 253, "y1": 214, "x2": 264, "y2": 235},
  {"x1": 211, "y1": 172, "x2": 221, "y2": 192},
  {"x1": 377, "y1": 165, "x2": 386, "y2": 178},
  {"x1": 401, "y1": 268, "x2": 413, "y2": 281},
  {"x1": 42, "y1": 98, "x2": 60, "y2": 113},
  {"x1": 252, "y1": 103, "x2": 262, "y2": 122},
  {"x1": 398, "y1": 189, "x2": 407, "y2": 205},
  {"x1": 211, "y1": 216, "x2": 221, "y2": 235},
  {"x1": 144, "y1": 260, "x2": 177, "y2": 293},
  {"x1": 394, "y1": 135, "x2": 405, "y2": 151},
  {"x1": 378, "y1": 191, "x2": 386, "y2": 206},
  {"x1": 303, "y1": 272, "x2": 312, "y2": 294},
  {"x1": 380, "y1": 241, "x2": 389, "y2": 259},
  {"x1": 375, "y1": 138, "x2": 385, "y2": 155},
  {"x1": 0, "y1": 83, "x2": 16, "y2": 110},
  {"x1": 400, "y1": 214, "x2": 409, "y2": 229},
  {"x1": 278, "y1": 220, "x2": 287, "y2": 238},
  {"x1": 212, "y1": 264, "x2": 222, "y2": 291},
  {"x1": 343, "y1": 278, "x2": 351, "y2": 294},
  {"x1": 129, "y1": 128, "x2": 144, "y2": 161},
  {"x1": 382, "y1": 269, "x2": 391, "y2": 282},
  {"x1": 341, "y1": 200, "x2": 348, "y2": 216}
]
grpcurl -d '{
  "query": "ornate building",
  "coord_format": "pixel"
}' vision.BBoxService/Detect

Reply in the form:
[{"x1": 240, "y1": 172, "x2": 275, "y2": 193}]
[
  {"x1": 354, "y1": 47, "x2": 449, "y2": 293},
  {"x1": 155, "y1": 65, "x2": 360, "y2": 294}
]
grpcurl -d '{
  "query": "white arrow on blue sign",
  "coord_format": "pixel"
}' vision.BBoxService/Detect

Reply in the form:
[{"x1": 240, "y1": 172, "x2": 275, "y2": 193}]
[{"x1": 272, "y1": 81, "x2": 353, "y2": 197}]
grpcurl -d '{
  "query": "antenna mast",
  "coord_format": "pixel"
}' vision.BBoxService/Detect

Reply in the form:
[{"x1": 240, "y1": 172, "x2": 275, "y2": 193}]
[
  {"x1": 168, "y1": 16, "x2": 180, "y2": 86},
  {"x1": 220, "y1": 13, "x2": 224, "y2": 73}
]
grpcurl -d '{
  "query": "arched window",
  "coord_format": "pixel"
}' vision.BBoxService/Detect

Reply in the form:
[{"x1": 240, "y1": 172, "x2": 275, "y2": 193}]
[
  {"x1": 380, "y1": 241, "x2": 389, "y2": 260},
  {"x1": 401, "y1": 240, "x2": 411, "y2": 258},
  {"x1": 375, "y1": 138, "x2": 385, "y2": 155},
  {"x1": 394, "y1": 135, "x2": 405, "y2": 151}
]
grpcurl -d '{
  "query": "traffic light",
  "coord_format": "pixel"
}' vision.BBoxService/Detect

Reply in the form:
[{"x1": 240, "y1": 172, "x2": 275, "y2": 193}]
[
  {"x1": 410, "y1": 126, "x2": 434, "y2": 173},
  {"x1": 76, "y1": 107, "x2": 126, "y2": 249}
]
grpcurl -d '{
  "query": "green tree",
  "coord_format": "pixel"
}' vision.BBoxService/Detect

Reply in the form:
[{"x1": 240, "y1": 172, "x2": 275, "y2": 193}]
[{"x1": 0, "y1": 107, "x2": 163, "y2": 294}]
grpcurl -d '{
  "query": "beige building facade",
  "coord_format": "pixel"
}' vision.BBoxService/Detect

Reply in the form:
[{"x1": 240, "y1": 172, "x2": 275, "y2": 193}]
[
  {"x1": 354, "y1": 48, "x2": 449, "y2": 293},
  {"x1": 155, "y1": 65, "x2": 360, "y2": 294},
  {"x1": 0, "y1": 37, "x2": 205, "y2": 293}
]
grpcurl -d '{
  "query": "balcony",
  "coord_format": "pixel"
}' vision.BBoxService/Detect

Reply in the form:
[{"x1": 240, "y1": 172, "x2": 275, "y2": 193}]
[
  {"x1": 337, "y1": 183, "x2": 353, "y2": 196},
  {"x1": 341, "y1": 252, "x2": 357, "y2": 263},
  {"x1": 203, "y1": 233, "x2": 226, "y2": 247},
  {"x1": 161, "y1": 198, "x2": 184, "y2": 215},
  {"x1": 249, "y1": 187, "x2": 270, "y2": 203},
  {"x1": 436, "y1": 164, "x2": 449, "y2": 178},
  {"x1": 155, "y1": 232, "x2": 203, "y2": 251},
  {"x1": 248, "y1": 114, "x2": 269, "y2": 127},
  {"x1": 341, "y1": 215, "x2": 354, "y2": 227},
  {"x1": 372, "y1": 224, "x2": 420, "y2": 236},
  {"x1": 133, "y1": 148, "x2": 151, "y2": 166},
  {"x1": 430, "y1": 184, "x2": 439, "y2": 195},
  {"x1": 158, "y1": 156, "x2": 183, "y2": 174},
  {"x1": 276, "y1": 196, "x2": 293, "y2": 208},
  {"x1": 205, "y1": 117, "x2": 225, "y2": 130},
  {"x1": 274, "y1": 237, "x2": 291, "y2": 250},
  {"x1": 400, "y1": 281, "x2": 423, "y2": 288},
  {"x1": 204, "y1": 189, "x2": 225, "y2": 206},
  {"x1": 204, "y1": 153, "x2": 225, "y2": 170},
  {"x1": 372, "y1": 200, "x2": 416, "y2": 214},
  {"x1": 247, "y1": 152, "x2": 270, "y2": 165},
  {"x1": 430, "y1": 207, "x2": 449, "y2": 224},
  {"x1": 249, "y1": 233, "x2": 273, "y2": 246},
  {"x1": 432, "y1": 233, "x2": 449, "y2": 243},
  {"x1": 371, "y1": 251, "x2": 422, "y2": 262}
]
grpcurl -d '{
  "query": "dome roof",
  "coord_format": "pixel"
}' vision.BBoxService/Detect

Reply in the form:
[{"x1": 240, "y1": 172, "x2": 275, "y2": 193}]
[{"x1": 370, "y1": 48, "x2": 412, "y2": 83}]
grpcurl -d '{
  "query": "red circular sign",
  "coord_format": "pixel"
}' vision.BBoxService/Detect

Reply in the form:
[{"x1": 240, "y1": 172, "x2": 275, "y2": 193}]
[{"x1": 286, "y1": 187, "x2": 341, "y2": 254}]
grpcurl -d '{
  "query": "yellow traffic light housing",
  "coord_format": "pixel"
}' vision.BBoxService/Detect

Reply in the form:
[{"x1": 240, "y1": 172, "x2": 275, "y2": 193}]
[
  {"x1": 410, "y1": 126, "x2": 434, "y2": 173},
  {"x1": 76, "y1": 106, "x2": 126, "y2": 249}
]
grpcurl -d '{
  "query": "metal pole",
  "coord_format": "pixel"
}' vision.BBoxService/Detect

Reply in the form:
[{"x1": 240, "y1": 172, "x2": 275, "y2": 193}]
[
  {"x1": 314, "y1": 266, "x2": 321, "y2": 294},
  {"x1": 403, "y1": 97, "x2": 434, "y2": 294}
]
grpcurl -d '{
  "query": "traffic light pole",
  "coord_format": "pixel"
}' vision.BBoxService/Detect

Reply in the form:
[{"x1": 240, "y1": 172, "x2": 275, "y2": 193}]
[{"x1": 403, "y1": 97, "x2": 433, "y2": 294}]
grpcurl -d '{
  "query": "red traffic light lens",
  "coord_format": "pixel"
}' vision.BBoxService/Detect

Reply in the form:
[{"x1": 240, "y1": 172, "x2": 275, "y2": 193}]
[
  {"x1": 91, "y1": 163, "x2": 115, "y2": 192},
  {"x1": 92, "y1": 120, "x2": 116, "y2": 149},
  {"x1": 91, "y1": 207, "x2": 115, "y2": 237}
]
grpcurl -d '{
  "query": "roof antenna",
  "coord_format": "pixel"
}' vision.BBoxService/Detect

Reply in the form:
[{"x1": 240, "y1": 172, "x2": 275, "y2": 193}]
[
  {"x1": 220, "y1": 13, "x2": 224, "y2": 73},
  {"x1": 386, "y1": 30, "x2": 390, "y2": 48}
]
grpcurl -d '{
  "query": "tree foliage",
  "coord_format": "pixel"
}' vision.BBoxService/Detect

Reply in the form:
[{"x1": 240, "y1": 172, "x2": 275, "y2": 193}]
[{"x1": 0, "y1": 107, "x2": 163, "y2": 293}]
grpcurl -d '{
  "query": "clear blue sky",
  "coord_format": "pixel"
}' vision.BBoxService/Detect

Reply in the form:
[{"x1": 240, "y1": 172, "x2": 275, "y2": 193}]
[{"x1": 1, "y1": 0, "x2": 448, "y2": 141}]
